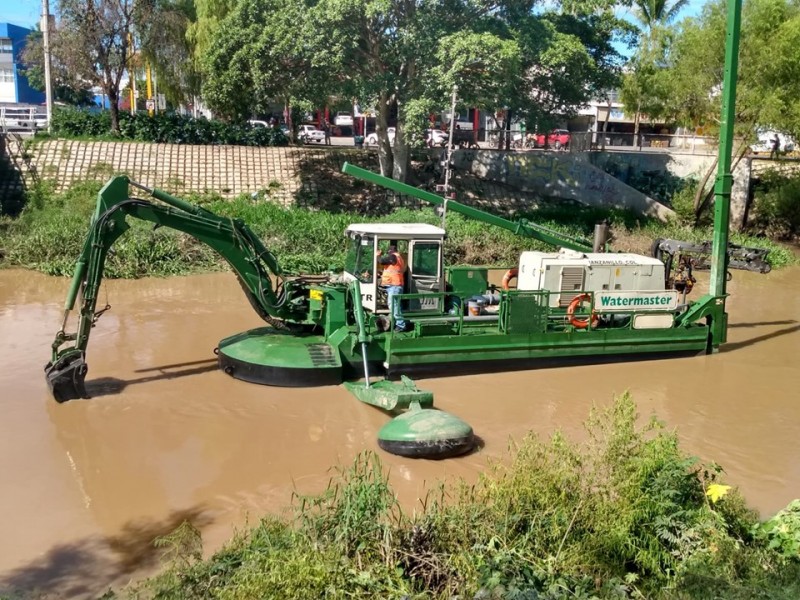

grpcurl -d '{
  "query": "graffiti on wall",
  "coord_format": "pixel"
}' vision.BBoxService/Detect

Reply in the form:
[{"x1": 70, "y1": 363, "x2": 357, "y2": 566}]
[
  {"x1": 508, "y1": 154, "x2": 579, "y2": 188},
  {"x1": 585, "y1": 167, "x2": 619, "y2": 204}
]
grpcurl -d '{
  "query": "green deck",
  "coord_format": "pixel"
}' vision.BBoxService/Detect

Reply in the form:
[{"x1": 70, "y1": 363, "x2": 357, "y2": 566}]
[{"x1": 215, "y1": 286, "x2": 715, "y2": 387}]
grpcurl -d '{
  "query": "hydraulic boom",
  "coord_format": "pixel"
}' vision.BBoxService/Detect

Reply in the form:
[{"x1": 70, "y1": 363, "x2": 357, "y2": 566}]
[
  {"x1": 341, "y1": 163, "x2": 595, "y2": 252},
  {"x1": 45, "y1": 176, "x2": 312, "y2": 402}
]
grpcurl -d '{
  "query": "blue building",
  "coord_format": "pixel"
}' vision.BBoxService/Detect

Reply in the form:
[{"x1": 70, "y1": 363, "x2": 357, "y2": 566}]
[{"x1": 0, "y1": 23, "x2": 44, "y2": 104}]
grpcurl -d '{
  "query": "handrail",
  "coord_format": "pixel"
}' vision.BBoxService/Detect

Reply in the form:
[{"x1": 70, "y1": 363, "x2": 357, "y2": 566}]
[{"x1": 0, "y1": 106, "x2": 48, "y2": 133}]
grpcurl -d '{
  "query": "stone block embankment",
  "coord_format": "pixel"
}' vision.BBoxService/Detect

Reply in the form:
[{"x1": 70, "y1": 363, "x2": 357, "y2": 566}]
[{"x1": 5, "y1": 140, "x2": 379, "y2": 207}]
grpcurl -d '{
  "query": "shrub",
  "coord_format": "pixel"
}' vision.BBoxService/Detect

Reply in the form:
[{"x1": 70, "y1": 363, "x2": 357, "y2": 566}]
[
  {"x1": 50, "y1": 106, "x2": 289, "y2": 147},
  {"x1": 120, "y1": 394, "x2": 800, "y2": 600},
  {"x1": 755, "y1": 500, "x2": 800, "y2": 560},
  {"x1": 751, "y1": 168, "x2": 800, "y2": 238},
  {"x1": 669, "y1": 184, "x2": 700, "y2": 226},
  {"x1": 2, "y1": 179, "x2": 793, "y2": 278},
  {"x1": 50, "y1": 106, "x2": 112, "y2": 137}
]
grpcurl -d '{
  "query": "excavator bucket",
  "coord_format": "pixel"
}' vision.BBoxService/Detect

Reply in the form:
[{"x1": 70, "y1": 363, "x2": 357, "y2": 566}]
[{"x1": 45, "y1": 351, "x2": 89, "y2": 403}]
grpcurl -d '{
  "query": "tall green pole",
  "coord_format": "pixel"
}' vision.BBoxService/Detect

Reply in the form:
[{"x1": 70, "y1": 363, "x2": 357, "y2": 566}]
[{"x1": 709, "y1": 0, "x2": 742, "y2": 346}]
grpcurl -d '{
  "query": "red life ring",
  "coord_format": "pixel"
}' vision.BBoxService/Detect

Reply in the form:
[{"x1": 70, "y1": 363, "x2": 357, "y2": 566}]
[
  {"x1": 567, "y1": 293, "x2": 599, "y2": 329},
  {"x1": 501, "y1": 268, "x2": 519, "y2": 290}
]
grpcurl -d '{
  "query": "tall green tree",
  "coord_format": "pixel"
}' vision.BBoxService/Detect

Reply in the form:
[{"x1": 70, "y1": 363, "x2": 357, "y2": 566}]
[
  {"x1": 621, "y1": 0, "x2": 689, "y2": 144},
  {"x1": 202, "y1": 0, "x2": 626, "y2": 181},
  {"x1": 187, "y1": 0, "x2": 238, "y2": 68},
  {"x1": 634, "y1": 0, "x2": 800, "y2": 218},
  {"x1": 56, "y1": 0, "x2": 141, "y2": 133},
  {"x1": 136, "y1": 0, "x2": 201, "y2": 107},
  {"x1": 201, "y1": 0, "x2": 326, "y2": 124},
  {"x1": 632, "y1": 0, "x2": 690, "y2": 31}
]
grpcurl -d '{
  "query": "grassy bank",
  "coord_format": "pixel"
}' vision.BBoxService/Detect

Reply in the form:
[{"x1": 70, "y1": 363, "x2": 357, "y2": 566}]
[
  {"x1": 0, "y1": 181, "x2": 794, "y2": 278},
  {"x1": 103, "y1": 394, "x2": 800, "y2": 599}
]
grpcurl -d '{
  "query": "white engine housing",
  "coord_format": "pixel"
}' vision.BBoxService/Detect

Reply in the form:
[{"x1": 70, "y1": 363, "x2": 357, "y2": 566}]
[{"x1": 517, "y1": 248, "x2": 666, "y2": 308}]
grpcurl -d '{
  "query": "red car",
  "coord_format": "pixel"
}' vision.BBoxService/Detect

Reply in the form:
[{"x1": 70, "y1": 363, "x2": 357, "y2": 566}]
[{"x1": 535, "y1": 129, "x2": 571, "y2": 150}]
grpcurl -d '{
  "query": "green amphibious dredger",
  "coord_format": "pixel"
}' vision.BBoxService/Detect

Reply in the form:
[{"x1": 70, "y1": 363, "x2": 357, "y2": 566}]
[{"x1": 46, "y1": 0, "x2": 750, "y2": 458}]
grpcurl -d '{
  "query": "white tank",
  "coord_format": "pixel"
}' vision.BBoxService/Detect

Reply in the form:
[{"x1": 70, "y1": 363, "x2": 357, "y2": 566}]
[{"x1": 516, "y1": 248, "x2": 666, "y2": 308}]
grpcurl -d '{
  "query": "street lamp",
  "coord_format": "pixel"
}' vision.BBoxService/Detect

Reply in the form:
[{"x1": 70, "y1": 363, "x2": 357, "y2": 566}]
[{"x1": 41, "y1": 0, "x2": 54, "y2": 132}]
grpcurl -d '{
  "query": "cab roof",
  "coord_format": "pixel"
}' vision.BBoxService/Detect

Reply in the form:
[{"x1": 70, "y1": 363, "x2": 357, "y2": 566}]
[{"x1": 345, "y1": 223, "x2": 446, "y2": 238}]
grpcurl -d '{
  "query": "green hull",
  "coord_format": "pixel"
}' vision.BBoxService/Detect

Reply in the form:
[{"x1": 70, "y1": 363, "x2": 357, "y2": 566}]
[
  {"x1": 385, "y1": 326, "x2": 710, "y2": 372},
  {"x1": 215, "y1": 321, "x2": 710, "y2": 388},
  {"x1": 217, "y1": 327, "x2": 342, "y2": 386}
]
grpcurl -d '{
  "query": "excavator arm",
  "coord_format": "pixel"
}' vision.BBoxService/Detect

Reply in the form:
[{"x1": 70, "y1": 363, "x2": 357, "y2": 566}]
[
  {"x1": 45, "y1": 176, "x2": 310, "y2": 402},
  {"x1": 341, "y1": 162, "x2": 594, "y2": 252}
]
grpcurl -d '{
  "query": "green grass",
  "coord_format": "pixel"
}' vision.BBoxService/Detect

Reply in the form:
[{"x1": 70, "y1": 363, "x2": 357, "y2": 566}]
[
  {"x1": 104, "y1": 394, "x2": 800, "y2": 600},
  {"x1": 0, "y1": 181, "x2": 794, "y2": 279}
]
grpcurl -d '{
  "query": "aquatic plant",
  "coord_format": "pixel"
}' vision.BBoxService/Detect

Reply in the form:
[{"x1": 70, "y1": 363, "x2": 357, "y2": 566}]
[{"x1": 0, "y1": 180, "x2": 793, "y2": 278}]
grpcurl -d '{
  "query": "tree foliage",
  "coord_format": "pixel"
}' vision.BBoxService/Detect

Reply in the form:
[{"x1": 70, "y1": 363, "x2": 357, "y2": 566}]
[
  {"x1": 624, "y1": 0, "x2": 800, "y2": 139},
  {"x1": 200, "y1": 0, "x2": 627, "y2": 181},
  {"x1": 56, "y1": 0, "x2": 140, "y2": 134},
  {"x1": 136, "y1": 0, "x2": 201, "y2": 107},
  {"x1": 51, "y1": 0, "x2": 189, "y2": 133},
  {"x1": 20, "y1": 28, "x2": 95, "y2": 106},
  {"x1": 632, "y1": 0, "x2": 690, "y2": 31}
]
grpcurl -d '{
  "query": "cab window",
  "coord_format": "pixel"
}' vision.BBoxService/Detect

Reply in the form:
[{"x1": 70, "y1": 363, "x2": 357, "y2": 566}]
[
  {"x1": 412, "y1": 242, "x2": 440, "y2": 277},
  {"x1": 377, "y1": 239, "x2": 408, "y2": 255},
  {"x1": 345, "y1": 235, "x2": 375, "y2": 282}
]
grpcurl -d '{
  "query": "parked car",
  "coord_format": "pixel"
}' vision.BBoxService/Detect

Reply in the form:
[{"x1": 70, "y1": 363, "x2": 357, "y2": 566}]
[
  {"x1": 334, "y1": 112, "x2": 354, "y2": 127},
  {"x1": 749, "y1": 131, "x2": 796, "y2": 155},
  {"x1": 248, "y1": 119, "x2": 290, "y2": 135},
  {"x1": 365, "y1": 127, "x2": 396, "y2": 146},
  {"x1": 425, "y1": 129, "x2": 448, "y2": 146},
  {"x1": 535, "y1": 129, "x2": 571, "y2": 150},
  {"x1": 297, "y1": 124, "x2": 327, "y2": 144}
]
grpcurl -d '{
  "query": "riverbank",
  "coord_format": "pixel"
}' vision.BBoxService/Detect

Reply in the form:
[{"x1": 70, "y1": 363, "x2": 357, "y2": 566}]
[
  {"x1": 0, "y1": 180, "x2": 794, "y2": 278},
  {"x1": 100, "y1": 396, "x2": 800, "y2": 599},
  {"x1": 1, "y1": 267, "x2": 799, "y2": 599}
]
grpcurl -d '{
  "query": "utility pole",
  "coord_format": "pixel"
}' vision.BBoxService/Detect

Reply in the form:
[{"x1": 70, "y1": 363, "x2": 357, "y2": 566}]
[
  {"x1": 128, "y1": 33, "x2": 136, "y2": 114},
  {"x1": 146, "y1": 62, "x2": 153, "y2": 116},
  {"x1": 442, "y1": 83, "x2": 458, "y2": 228},
  {"x1": 41, "y1": 0, "x2": 53, "y2": 132}
]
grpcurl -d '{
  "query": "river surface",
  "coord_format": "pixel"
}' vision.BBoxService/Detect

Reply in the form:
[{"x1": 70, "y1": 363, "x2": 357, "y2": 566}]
[{"x1": 0, "y1": 267, "x2": 798, "y2": 598}]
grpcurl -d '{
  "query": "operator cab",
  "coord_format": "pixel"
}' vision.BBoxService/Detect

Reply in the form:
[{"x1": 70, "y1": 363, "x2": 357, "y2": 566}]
[{"x1": 343, "y1": 224, "x2": 445, "y2": 314}]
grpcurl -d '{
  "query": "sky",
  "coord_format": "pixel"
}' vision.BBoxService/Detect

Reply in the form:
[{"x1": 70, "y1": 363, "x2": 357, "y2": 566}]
[
  {"x1": 0, "y1": 0, "x2": 48, "y2": 29},
  {"x1": 2, "y1": 0, "x2": 709, "y2": 31}
]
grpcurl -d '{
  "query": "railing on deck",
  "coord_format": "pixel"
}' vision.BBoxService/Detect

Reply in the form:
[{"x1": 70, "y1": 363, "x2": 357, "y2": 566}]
[
  {"x1": 390, "y1": 289, "x2": 678, "y2": 337},
  {"x1": 0, "y1": 106, "x2": 48, "y2": 134},
  {"x1": 587, "y1": 132, "x2": 718, "y2": 155}
]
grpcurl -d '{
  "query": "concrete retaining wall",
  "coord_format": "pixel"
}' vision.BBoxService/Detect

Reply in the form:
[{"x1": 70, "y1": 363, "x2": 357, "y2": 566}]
[
  {"x1": 587, "y1": 150, "x2": 752, "y2": 228},
  {"x1": 453, "y1": 149, "x2": 674, "y2": 220},
  {"x1": 2, "y1": 139, "x2": 758, "y2": 226}
]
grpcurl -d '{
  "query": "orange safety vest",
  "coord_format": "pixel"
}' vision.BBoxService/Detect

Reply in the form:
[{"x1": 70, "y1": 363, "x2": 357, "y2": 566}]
[{"x1": 381, "y1": 252, "x2": 405, "y2": 286}]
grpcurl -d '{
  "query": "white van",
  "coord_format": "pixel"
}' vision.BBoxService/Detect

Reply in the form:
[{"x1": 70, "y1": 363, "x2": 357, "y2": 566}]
[{"x1": 750, "y1": 130, "x2": 796, "y2": 155}]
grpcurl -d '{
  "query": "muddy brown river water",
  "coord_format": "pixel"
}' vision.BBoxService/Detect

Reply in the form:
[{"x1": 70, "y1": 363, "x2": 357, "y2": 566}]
[{"x1": 0, "y1": 267, "x2": 799, "y2": 598}]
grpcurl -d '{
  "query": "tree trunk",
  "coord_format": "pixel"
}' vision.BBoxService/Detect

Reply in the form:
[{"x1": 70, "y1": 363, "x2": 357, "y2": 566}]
[
  {"x1": 693, "y1": 156, "x2": 718, "y2": 214},
  {"x1": 376, "y1": 94, "x2": 392, "y2": 177},
  {"x1": 694, "y1": 140, "x2": 749, "y2": 222},
  {"x1": 107, "y1": 86, "x2": 120, "y2": 135},
  {"x1": 633, "y1": 102, "x2": 641, "y2": 149},
  {"x1": 392, "y1": 124, "x2": 409, "y2": 182},
  {"x1": 504, "y1": 109, "x2": 512, "y2": 151},
  {"x1": 495, "y1": 115, "x2": 503, "y2": 150}
]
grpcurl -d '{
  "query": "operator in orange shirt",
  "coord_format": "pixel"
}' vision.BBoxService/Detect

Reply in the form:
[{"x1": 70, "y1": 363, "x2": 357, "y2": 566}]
[{"x1": 377, "y1": 244, "x2": 407, "y2": 332}]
